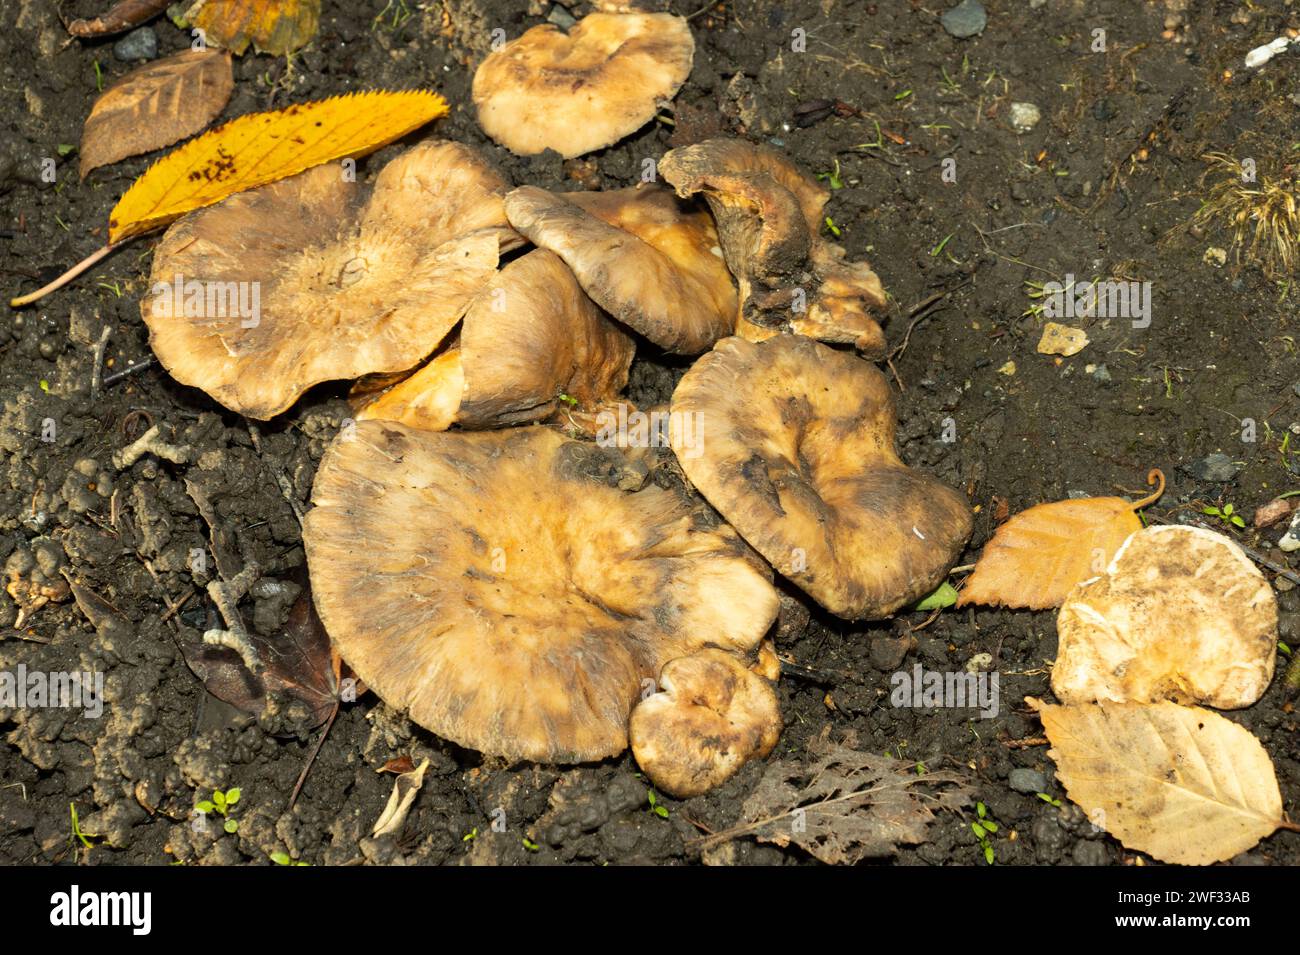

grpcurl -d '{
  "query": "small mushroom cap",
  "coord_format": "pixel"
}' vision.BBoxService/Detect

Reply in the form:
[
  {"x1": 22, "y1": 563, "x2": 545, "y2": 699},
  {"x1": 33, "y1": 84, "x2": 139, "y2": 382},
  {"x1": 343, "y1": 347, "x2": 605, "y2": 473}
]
[
  {"x1": 304, "y1": 422, "x2": 779, "y2": 762},
  {"x1": 670, "y1": 335, "x2": 973, "y2": 619},
  {"x1": 143, "y1": 141, "x2": 515, "y2": 419},
  {"x1": 358, "y1": 249, "x2": 633, "y2": 430},
  {"x1": 630, "y1": 648, "x2": 781, "y2": 797},
  {"x1": 504, "y1": 185, "x2": 735, "y2": 353},
  {"x1": 660, "y1": 137, "x2": 887, "y2": 353},
  {"x1": 472, "y1": 13, "x2": 694, "y2": 159},
  {"x1": 1053, "y1": 524, "x2": 1278, "y2": 708}
]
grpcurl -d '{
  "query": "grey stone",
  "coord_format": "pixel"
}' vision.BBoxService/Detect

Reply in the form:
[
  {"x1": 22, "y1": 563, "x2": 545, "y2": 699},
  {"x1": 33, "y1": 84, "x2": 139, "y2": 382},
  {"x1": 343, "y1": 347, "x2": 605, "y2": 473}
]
[
  {"x1": 1008, "y1": 767, "x2": 1048, "y2": 794},
  {"x1": 941, "y1": 0, "x2": 987, "y2": 39},
  {"x1": 1184, "y1": 452, "x2": 1239, "y2": 482},
  {"x1": 1072, "y1": 840, "x2": 1110, "y2": 866},
  {"x1": 113, "y1": 27, "x2": 157, "y2": 63}
]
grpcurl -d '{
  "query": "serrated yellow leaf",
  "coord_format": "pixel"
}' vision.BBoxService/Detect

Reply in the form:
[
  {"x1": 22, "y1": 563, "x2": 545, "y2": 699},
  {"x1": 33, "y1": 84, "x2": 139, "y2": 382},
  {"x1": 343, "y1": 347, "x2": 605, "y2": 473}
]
[{"x1": 107, "y1": 90, "x2": 448, "y2": 243}]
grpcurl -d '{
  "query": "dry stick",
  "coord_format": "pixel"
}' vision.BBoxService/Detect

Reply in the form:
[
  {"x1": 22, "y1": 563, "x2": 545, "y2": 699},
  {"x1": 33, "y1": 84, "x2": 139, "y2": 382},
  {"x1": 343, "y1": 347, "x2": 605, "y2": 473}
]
[
  {"x1": 1001, "y1": 736, "x2": 1049, "y2": 749},
  {"x1": 288, "y1": 701, "x2": 339, "y2": 811},
  {"x1": 89, "y1": 325, "x2": 112, "y2": 400},
  {"x1": 10, "y1": 243, "x2": 119, "y2": 308},
  {"x1": 102, "y1": 357, "x2": 157, "y2": 388}
]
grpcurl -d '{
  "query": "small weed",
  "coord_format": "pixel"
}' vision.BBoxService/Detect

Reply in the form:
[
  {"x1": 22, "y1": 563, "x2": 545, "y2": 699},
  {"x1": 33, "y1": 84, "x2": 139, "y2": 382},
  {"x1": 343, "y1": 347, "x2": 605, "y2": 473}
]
[
  {"x1": 196, "y1": 787, "x2": 241, "y2": 834},
  {"x1": 70, "y1": 802, "x2": 101, "y2": 851},
  {"x1": 1203, "y1": 502, "x2": 1245, "y2": 529},
  {"x1": 1036, "y1": 792, "x2": 1062, "y2": 808},
  {"x1": 269, "y1": 851, "x2": 309, "y2": 866},
  {"x1": 970, "y1": 801, "x2": 1000, "y2": 864},
  {"x1": 647, "y1": 789, "x2": 669, "y2": 819}
]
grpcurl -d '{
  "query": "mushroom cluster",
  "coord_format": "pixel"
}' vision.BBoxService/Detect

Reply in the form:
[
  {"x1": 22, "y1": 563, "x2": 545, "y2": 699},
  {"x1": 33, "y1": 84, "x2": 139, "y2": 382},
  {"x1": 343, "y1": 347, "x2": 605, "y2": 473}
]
[{"x1": 135, "y1": 10, "x2": 971, "y2": 795}]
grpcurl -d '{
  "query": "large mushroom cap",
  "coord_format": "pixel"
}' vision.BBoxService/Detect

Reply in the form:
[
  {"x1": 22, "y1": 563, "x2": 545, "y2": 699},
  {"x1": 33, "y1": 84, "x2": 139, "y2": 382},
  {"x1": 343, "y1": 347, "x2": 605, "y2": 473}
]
[
  {"x1": 669, "y1": 335, "x2": 973, "y2": 619},
  {"x1": 630, "y1": 648, "x2": 781, "y2": 797},
  {"x1": 472, "y1": 12, "x2": 694, "y2": 159},
  {"x1": 357, "y1": 249, "x2": 634, "y2": 430},
  {"x1": 142, "y1": 141, "x2": 515, "y2": 419},
  {"x1": 504, "y1": 184, "x2": 735, "y2": 353},
  {"x1": 1053, "y1": 524, "x2": 1278, "y2": 708},
  {"x1": 304, "y1": 422, "x2": 779, "y2": 762},
  {"x1": 660, "y1": 137, "x2": 888, "y2": 355}
]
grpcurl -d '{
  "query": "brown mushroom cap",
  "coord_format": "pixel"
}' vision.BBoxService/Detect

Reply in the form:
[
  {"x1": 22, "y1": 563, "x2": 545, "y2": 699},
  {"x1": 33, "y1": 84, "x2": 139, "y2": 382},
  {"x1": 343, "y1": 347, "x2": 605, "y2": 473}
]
[
  {"x1": 669, "y1": 335, "x2": 973, "y2": 619},
  {"x1": 630, "y1": 648, "x2": 781, "y2": 797},
  {"x1": 660, "y1": 137, "x2": 887, "y2": 356},
  {"x1": 142, "y1": 141, "x2": 515, "y2": 419},
  {"x1": 472, "y1": 13, "x2": 694, "y2": 159},
  {"x1": 1053, "y1": 525, "x2": 1278, "y2": 708},
  {"x1": 304, "y1": 422, "x2": 779, "y2": 762},
  {"x1": 504, "y1": 184, "x2": 735, "y2": 353},
  {"x1": 357, "y1": 249, "x2": 634, "y2": 430}
]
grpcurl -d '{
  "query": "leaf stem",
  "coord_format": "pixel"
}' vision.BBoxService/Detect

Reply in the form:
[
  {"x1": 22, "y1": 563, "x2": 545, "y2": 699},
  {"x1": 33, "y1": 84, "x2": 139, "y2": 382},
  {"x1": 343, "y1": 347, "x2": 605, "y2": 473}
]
[{"x1": 10, "y1": 242, "x2": 121, "y2": 307}]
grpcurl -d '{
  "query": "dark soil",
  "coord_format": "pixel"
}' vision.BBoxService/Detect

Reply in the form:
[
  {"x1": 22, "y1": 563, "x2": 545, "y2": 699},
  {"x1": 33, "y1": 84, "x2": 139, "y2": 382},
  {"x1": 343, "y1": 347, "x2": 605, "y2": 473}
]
[{"x1": 2, "y1": 0, "x2": 1298, "y2": 866}]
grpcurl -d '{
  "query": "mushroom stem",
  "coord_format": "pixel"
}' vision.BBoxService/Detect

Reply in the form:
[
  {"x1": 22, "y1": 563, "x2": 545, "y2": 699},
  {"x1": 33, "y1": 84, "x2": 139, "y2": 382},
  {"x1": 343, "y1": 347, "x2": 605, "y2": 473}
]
[{"x1": 10, "y1": 242, "x2": 121, "y2": 308}]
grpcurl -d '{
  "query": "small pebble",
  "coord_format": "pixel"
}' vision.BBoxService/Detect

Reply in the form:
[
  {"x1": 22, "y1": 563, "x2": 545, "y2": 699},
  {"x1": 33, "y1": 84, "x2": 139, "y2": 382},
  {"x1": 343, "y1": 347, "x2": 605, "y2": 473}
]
[
  {"x1": 1008, "y1": 768, "x2": 1048, "y2": 794},
  {"x1": 1072, "y1": 840, "x2": 1110, "y2": 866},
  {"x1": 1183, "y1": 452, "x2": 1239, "y2": 483},
  {"x1": 1009, "y1": 102, "x2": 1041, "y2": 132},
  {"x1": 113, "y1": 27, "x2": 158, "y2": 63},
  {"x1": 941, "y1": 0, "x2": 987, "y2": 39}
]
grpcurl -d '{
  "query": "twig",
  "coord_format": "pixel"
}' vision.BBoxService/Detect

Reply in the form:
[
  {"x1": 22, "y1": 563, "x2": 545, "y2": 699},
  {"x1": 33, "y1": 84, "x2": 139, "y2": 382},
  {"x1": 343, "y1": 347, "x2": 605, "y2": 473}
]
[
  {"x1": 288, "y1": 700, "x2": 339, "y2": 811},
  {"x1": 101, "y1": 357, "x2": 156, "y2": 388},
  {"x1": 889, "y1": 280, "x2": 972, "y2": 362},
  {"x1": 10, "y1": 243, "x2": 119, "y2": 307},
  {"x1": 90, "y1": 325, "x2": 112, "y2": 400},
  {"x1": 1001, "y1": 736, "x2": 1049, "y2": 749},
  {"x1": 112, "y1": 424, "x2": 194, "y2": 469}
]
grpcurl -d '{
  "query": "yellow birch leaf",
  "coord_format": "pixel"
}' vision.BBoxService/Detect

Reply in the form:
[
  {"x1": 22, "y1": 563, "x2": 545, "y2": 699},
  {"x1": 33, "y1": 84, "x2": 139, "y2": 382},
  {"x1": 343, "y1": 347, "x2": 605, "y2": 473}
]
[
  {"x1": 107, "y1": 89, "x2": 449, "y2": 244},
  {"x1": 1031, "y1": 698, "x2": 1291, "y2": 865},
  {"x1": 956, "y1": 469, "x2": 1164, "y2": 610},
  {"x1": 181, "y1": 0, "x2": 320, "y2": 56}
]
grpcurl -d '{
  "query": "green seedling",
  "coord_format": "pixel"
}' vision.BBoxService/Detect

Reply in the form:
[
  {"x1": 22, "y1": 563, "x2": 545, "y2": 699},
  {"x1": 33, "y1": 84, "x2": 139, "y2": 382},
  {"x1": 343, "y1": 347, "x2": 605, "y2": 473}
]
[
  {"x1": 196, "y1": 787, "x2": 241, "y2": 834},
  {"x1": 970, "y1": 801, "x2": 1000, "y2": 865},
  {"x1": 70, "y1": 802, "x2": 101, "y2": 851},
  {"x1": 646, "y1": 789, "x2": 669, "y2": 819},
  {"x1": 522, "y1": 837, "x2": 540, "y2": 852},
  {"x1": 1036, "y1": 792, "x2": 1062, "y2": 808},
  {"x1": 913, "y1": 580, "x2": 957, "y2": 612},
  {"x1": 816, "y1": 159, "x2": 844, "y2": 190},
  {"x1": 269, "y1": 851, "x2": 309, "y2": 866},
  {"x1": 1203, "y1": 503, "x2": 1245, "y2": 529},
  {"x1": 824, "y1": 216, "x2": 841, "y2": 238},
  {"x1": 462, "y1": 827, "x2": 478, "y2": 842}
]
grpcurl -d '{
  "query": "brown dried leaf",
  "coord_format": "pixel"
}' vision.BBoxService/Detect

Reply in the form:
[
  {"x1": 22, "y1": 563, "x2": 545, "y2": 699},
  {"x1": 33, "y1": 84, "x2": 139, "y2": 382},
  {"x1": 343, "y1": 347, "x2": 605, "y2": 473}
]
[
  {"x1": 730, "y1": 729, "x2": 971, "y2": 864},
  {"x1": 67, "y1": 0, "x2": 170, "y2": 37},
  {"x1": 957, "y1": 470, "x2": 1164, "y2": 610},
  {"x1": 81, "y1": 49, "x2": 234, "y2": 179},
  {"x1": 1032, "y1": 698, "x2": 1291, "y2": 865},
  {"x1": 372, "y1": 758, "x2": 429, "y2": 838}
]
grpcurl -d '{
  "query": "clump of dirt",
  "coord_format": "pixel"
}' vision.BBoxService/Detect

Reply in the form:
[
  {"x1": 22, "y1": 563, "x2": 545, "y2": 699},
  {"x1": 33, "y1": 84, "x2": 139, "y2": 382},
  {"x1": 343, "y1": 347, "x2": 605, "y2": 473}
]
[{"x1": 1, "y1": 0, "x2": 1297, "y2": 866}]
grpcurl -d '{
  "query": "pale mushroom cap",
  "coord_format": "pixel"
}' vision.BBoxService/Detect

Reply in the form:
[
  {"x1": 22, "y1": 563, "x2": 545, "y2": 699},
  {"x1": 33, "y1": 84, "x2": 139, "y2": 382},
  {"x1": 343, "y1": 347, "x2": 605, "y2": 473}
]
[
  {"x1": 304, "y1": 422, "x2": 779, "y2": 762},
  {"x1": 358, "y1": 249, "x2": 633, "y2": 430},
  {"x1": 504, "y1": 185, "x2": 735, "y2": 354},
  {"x1": 670, "y1": 335, "x2": 973, "y2": 619},
  {"x1": 660, "y1": 137, "x2": 887, "y2": 352},
  {"x1": 630, "y1": 648, "x2": 781, "y2": 797},
  {"x1": 472, "y1": 13, "x2": 694, "y2": 159},
  {"x1": 142, "y1": 141, "x2": 514, "y2": 419},
  {"x1": 1053, "y1": 524, "x2": 1278, "y2": 708}
]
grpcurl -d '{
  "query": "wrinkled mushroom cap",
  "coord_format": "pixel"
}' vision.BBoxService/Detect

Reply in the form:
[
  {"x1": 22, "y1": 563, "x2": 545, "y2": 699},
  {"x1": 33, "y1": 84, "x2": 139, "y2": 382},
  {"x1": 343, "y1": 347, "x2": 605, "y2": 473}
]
[
  {"x1": 304, "y1": 422, "x2": 779, "y2": 762},
  {"x1": 670, "y1": 335, "x2": 973, "y2": 619},
  {"x1": 1053, "y1": 525, "x2": 1278, "y2": 708},
  {"x1": 660, "y1": 137, "x2": 887, "y2": 355},
  {"x1": 630, "y1": 648, "x2": 781, "y2": 797},
  {"x1": 357, "y1": 249, "x2": 633, "y2": 430},
  {"x1": 505, "y1": 185, "x2": 735, "y2": 353},
  {"x1": 143, "y1": 141, "x2": 515, "y2": 419},
  {"x1": 473, "y1": 13, "x2": 694, "y2": 159}
]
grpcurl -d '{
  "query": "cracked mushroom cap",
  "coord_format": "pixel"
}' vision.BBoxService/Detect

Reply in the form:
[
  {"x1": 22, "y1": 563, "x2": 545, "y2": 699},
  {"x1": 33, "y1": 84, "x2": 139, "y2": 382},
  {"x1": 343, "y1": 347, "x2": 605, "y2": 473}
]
[
  {"x1": 630, "y1": 648, "x2": 781, "y2": 797},
  {"x1": 356, "y1": 249, "x2": 634, "y2": 430},
  {"x1": 142, "y1": 141, "x2": 516, "y2": 419},
  {"x1": 472, "y1": 12, "x2": 694, "y2": 159},
  {"x1": 660, "y1": 137, "x2": 887, "y2": 355},
  {"x1": 669, "y1": 335, "x2": 973, "y2": 619},
  {"x1": 304, "y1": 422, "x2": 779, "y2": 762},
  {"x1": 1053, "y1": 524, "x2": 1278, "y2": 708},
  {"x1": 504, "y1": 185, "x2": 735, "y2": 353}
]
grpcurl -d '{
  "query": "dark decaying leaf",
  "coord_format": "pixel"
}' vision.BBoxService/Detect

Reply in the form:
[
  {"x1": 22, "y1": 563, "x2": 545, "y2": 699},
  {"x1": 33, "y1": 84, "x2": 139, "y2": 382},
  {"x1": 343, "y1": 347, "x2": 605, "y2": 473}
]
[
  {"x1": 178, "y1": 584, "x2": 340, "y2": 731},
  {"x1": 81, "y1": 49, "x2": 234, "y2": 179},
  {"x1": 717, "y1": 728, "x2": 972, "y2": 865},
  {"x1": 67, "y1": 0, "x2": 171, "y2": 37}
]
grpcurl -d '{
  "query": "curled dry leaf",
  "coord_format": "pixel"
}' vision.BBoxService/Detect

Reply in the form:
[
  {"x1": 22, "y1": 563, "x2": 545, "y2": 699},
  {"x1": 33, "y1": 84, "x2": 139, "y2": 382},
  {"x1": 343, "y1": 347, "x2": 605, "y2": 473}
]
[
  {"x1": 698, "y1": 728, "x2": 971, "y2": 865},
  {"x1": 1053, "y1": 524, "x2": 1277, "y2": 708},
  {"x1": 108, "y1": 89, "x2": 448, "y2": 243},
  {"x1": 67, "y1": 0, "x2": 170, "y2": 37},
  {"x1": 1032, "y1": 698, "x2": 1292, "y2": 865},
  {"x1": 178, "y1": 0, "x2": 321, "y2": 56},
  {"x1": 81, "y1": 49, "x2": 234, "y2": 179},
  {"x1": 372, "y1": 757, "x2": 429, "y2": 838},
  {"x1": 957, "y1": 469, "x2": 1164, "y2": 610}
]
